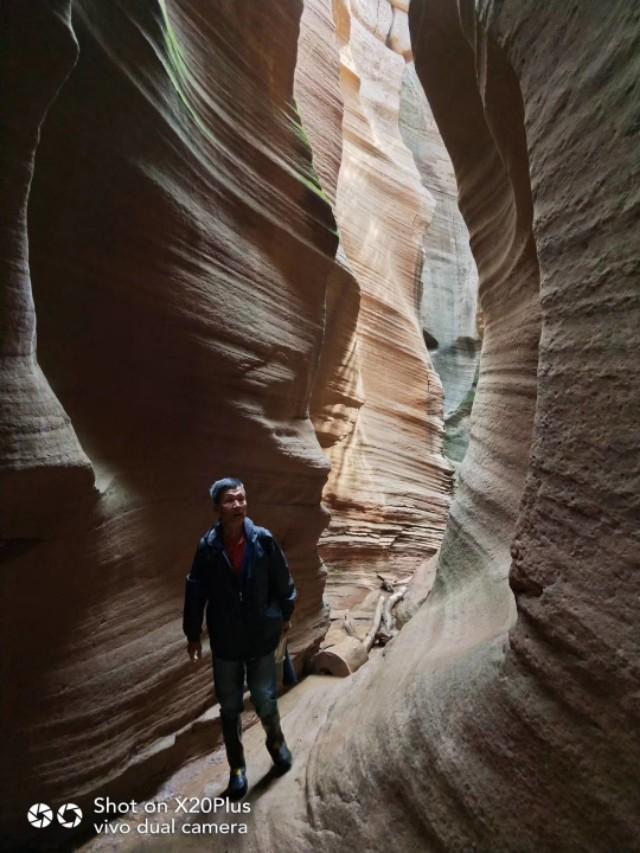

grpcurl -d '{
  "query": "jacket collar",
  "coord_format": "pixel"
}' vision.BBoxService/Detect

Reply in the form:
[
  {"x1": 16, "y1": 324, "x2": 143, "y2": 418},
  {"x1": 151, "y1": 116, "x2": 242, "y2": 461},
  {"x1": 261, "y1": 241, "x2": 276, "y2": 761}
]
[{"x1": 207, "y1": 516, "x2": 257, "y2": 549}]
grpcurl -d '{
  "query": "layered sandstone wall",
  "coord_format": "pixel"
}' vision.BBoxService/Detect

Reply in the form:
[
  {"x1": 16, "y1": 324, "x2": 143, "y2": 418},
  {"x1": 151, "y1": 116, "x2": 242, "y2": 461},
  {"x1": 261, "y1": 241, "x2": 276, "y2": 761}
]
[
  {"x1": 0, "y1": 0, "x2": 95, "y2": 536},
  {"x1": 312, "y1": 0, "x2": 453, "y2": 637},
  {"x1": 4, "y1": 0, "x2": 637, "y2": 849},
  {"x1": 231, "y1": 1, "x2": 640, "y2": 850},
  {"x1": 296, "y1": 0, "x2": 365, "y2": 472},
  {"x1": 1, "y1": 0, "x2": 338, "y2": 838},
  {"x1": 1, "y1": 0, "x2": 461, "y2": 836}
]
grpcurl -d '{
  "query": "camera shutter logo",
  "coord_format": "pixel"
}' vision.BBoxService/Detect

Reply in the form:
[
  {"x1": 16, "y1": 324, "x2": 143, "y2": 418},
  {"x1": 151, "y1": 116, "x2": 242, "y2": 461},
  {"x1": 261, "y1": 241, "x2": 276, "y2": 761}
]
[
  {"x1": 27, "y1": 803, "x2": 53, "y2": 829},
  {"x1": 57, "y1": 803, "x2": 83, "y2": 828}
]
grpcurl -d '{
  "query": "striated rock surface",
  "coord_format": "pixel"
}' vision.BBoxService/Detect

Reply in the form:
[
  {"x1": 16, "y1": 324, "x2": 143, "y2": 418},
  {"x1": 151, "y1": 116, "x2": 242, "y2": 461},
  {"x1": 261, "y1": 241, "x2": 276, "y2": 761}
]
[
  {"x1": 4, "y1": 0, "x2": 639, "y2": 849},
  {"x1": 1, "y1": 0, "x2": 457, "y2": 838},
  {"x1": 314, "y1": 0, "x2": 453, "y2": 638},
  {"x1": 1, "y1": 0, "x2": 338, "y2": 841},
  {"x1": 208, "y1": 1, "x2": 639, "y2": 851},
  {"x1": 0, "y1": 0, "x2": 95, "y2": 537},
  {"x1": 296, "y1": 0, "x2": 364, "y2": 471}
]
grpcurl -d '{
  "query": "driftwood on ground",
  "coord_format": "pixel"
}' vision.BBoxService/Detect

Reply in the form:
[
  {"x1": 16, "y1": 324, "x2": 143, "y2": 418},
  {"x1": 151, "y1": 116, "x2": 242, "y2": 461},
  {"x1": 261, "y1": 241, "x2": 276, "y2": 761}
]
[{"x1": 311, "y1": 578, "x2": 408, "y2": 675}]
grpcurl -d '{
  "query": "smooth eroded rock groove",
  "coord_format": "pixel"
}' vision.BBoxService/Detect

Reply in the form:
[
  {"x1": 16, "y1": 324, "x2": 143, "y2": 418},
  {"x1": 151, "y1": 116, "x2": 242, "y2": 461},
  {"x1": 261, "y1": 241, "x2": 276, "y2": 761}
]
[{"x1": 0, "y1": 0, "x2": 95, "y2": 538}]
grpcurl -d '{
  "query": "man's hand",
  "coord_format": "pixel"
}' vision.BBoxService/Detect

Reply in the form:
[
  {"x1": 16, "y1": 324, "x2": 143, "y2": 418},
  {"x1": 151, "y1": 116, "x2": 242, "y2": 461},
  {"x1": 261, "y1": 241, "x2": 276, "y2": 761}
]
[{"x1": 187, "y1": 640, "x2": 202, "y2": 662}]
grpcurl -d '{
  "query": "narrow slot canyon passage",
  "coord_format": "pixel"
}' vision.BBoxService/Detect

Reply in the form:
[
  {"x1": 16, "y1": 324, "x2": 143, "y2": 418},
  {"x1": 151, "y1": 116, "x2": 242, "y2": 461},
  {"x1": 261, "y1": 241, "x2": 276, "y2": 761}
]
[{"x1": 1, "y1": 1, "x2": 638, "y2": 852}]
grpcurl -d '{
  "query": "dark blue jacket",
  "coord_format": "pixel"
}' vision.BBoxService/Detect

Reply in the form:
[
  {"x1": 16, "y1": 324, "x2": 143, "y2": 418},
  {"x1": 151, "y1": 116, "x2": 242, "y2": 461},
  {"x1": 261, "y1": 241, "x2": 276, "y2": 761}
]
[{"x1": 183, "y1": 517, "x2": 296, "y2": 660}]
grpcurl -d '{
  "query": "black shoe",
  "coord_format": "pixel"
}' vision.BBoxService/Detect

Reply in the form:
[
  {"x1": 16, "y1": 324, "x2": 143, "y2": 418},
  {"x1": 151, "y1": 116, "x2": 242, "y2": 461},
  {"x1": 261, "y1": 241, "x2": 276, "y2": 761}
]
[{"x1": 224, "y1": 767, "x2": 248, "y2": 800}]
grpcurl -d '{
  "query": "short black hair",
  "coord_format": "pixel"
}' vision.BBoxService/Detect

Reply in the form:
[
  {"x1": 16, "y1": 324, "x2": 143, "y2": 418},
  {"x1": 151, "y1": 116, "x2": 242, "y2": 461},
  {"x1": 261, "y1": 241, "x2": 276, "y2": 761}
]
[{"x1": 209, "y1": 477, "x2": 245, "y2": 506}]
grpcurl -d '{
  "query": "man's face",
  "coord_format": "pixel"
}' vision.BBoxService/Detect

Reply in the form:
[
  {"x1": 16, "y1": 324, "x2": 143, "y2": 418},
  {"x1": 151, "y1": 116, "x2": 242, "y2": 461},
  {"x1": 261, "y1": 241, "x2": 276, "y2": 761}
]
[{"x1": 217, "y1": 486, "x2": 247, "y2": 525}]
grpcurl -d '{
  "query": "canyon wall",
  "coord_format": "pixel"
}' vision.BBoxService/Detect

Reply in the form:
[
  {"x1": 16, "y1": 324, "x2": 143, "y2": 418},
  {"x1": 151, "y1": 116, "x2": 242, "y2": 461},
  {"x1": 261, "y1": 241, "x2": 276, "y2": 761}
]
[
  {"x1": 306, "y1": 0, "x2": 455, "y2": 646},
  {"x1": 4, "y1": 0, "x2": 638, "y2": 849},
  {"x1": 229, "y1": 0, "x2": 640, "y2": 850},
  {"x1": 0, "y1": 0, "x2": 96, "y2": 537},
  {"x1": 1, "y1": 0, "x2": 459, "y2": 841},
  {"x1": 1, "y1": 0, "x2": 339, "y2": 839}
]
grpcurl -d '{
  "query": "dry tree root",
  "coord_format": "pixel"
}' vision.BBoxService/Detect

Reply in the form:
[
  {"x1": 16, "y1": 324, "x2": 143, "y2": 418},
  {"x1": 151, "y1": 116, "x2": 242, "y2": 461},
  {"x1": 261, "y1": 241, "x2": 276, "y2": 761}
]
[{"x1": 311, "y1": 579, "x2": 409, "y2": 675}]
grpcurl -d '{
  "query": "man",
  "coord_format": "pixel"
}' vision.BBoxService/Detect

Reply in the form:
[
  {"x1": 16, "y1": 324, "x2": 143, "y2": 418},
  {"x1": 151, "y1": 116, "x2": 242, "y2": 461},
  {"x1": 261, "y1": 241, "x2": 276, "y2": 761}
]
[{"x1": 183, "y1": 477, "x2": 296, "y2": 800}]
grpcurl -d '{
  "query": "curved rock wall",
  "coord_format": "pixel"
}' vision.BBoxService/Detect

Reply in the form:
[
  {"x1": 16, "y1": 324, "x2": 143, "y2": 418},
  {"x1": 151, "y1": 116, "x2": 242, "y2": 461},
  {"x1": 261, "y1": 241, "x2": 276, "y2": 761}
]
[
  {"x1": 296, "y1": 0, "x2": 365, "y2": 469},
  {"x1": 4, "y1": 0, "x2": 638, "y2": 849},
  {"x1": 236, "y1": 1, "x2": 640, "y2": 850},
  {"x1": 2, "y1": 0, "x2": 461, "y2": 836},
  {"x1": 316, "y1": 0, "x2": 453, "y2": 629},
  {"x1": 0, "y1": 0, "x2": 95, "y2": 536},
  {"x1": 1, "y1": 0, "x2": 338, "y2": 837}
]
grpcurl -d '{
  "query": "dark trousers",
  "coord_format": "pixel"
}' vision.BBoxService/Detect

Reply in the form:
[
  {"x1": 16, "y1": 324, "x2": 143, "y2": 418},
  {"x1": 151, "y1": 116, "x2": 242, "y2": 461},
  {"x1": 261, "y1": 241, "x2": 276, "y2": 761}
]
[
  {"x1": 213, "y1": 652, "x2": 278, "y2": 719},
  {"x1": 213, "y1": 652, "x2": 278, "y2": 770}
]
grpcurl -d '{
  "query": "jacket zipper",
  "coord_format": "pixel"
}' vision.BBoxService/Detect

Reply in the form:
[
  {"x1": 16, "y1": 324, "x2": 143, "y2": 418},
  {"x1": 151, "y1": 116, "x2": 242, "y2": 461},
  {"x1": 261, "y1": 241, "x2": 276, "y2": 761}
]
[{"x1": 222, "y1": 550, "x2": 243, "y2": 602}]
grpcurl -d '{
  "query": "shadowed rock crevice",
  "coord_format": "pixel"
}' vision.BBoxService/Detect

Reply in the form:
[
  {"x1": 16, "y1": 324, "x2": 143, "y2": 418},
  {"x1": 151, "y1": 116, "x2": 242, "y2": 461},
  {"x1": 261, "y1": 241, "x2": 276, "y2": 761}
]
[{"x1": 399, "y1": 58, "x2": 481, "y2": 467}]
